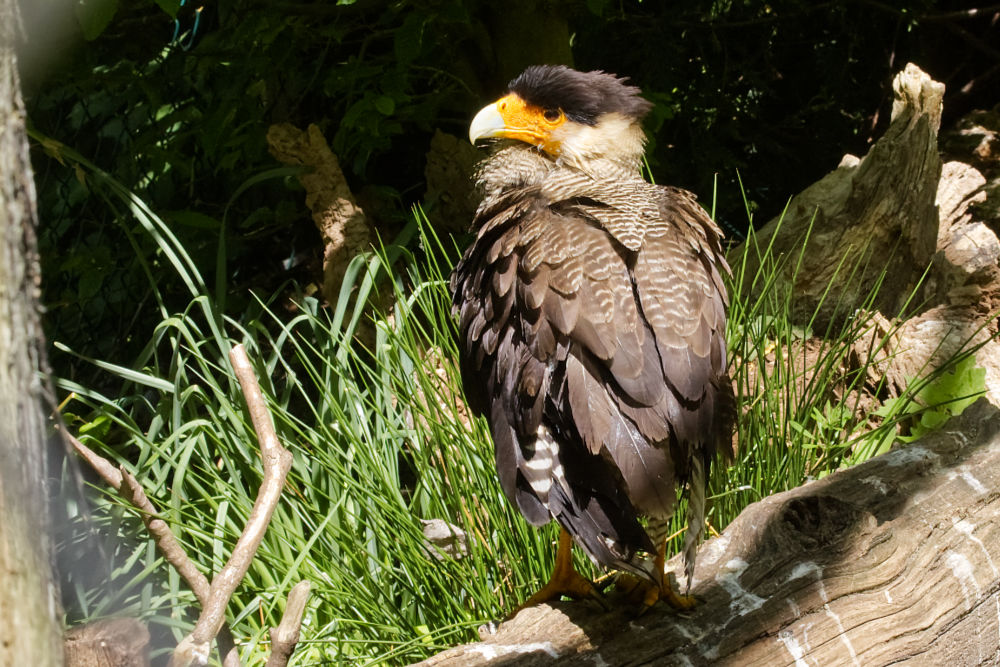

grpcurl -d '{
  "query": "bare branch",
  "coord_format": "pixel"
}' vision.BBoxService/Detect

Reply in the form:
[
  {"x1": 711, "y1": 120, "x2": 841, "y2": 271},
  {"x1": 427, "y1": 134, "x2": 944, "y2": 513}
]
[
  {"x1": 171, "y1": 344, "x2": 294, "y2": 667},
  {"x1": 920, "y1": 4, "x2": 1000, "y2": 21},
  {"x1": 65, "y1": 430, "x2": 242, "y2": 666},
  {"x1": 119, "y1": 467, "x2": 212, "y2": 601},
  {"x1": 67, "y1": 431, "x2": 211, "y2": 599},
  {"x1": 942, "y1": 20, "x2": 1000, "y2": 62},
  {"x1": 66, "y1": 429, "x2": 122, "y2": 489},
  {"x1": 265, "y1": 581, "x2": 312, "y2": 667}
]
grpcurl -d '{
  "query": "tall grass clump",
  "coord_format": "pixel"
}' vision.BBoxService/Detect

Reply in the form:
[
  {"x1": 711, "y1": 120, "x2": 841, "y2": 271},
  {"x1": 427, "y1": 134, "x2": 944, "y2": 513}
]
[
  {"x1": 56, "y1": 192, "x2": 561, "y2": 662},
  {"x1": 55, "y1": 168, "x2": 987, "y2": 663}
]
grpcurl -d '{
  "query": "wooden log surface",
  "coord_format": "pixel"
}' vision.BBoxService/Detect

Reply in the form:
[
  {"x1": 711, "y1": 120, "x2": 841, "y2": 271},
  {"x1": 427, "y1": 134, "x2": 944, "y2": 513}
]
[
  {"x1": 418, "y1": 399, "x2": 1000, "y2": 666},
  {"x1": 64, "y1": 618, "x2": 150, "y2": 667}
]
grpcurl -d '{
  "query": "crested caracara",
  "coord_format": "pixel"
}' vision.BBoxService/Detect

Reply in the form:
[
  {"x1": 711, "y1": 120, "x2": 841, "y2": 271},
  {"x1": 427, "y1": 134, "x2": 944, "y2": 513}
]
[{"x1": 451, "y1": 65, "x2": 735, "y2": 613}]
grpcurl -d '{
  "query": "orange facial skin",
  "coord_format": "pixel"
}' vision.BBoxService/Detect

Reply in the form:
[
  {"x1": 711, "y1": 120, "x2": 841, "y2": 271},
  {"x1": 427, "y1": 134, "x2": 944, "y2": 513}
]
[{"x1": 472, "y1": 93, "x2": 567, "y2": 155}]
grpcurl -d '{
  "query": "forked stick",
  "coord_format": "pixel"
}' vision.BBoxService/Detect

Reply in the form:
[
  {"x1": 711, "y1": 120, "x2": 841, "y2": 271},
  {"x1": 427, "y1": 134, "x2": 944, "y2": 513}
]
[{"x1": 170, "y1": 344, "x2": 295, "y2": 667}]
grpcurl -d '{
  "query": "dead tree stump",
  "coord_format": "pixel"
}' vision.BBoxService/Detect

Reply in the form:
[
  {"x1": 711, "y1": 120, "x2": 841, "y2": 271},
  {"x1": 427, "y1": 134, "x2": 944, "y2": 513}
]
[
  {"x1": 736, "y1": 63, "x2": 945, "y2": 327},
  {"x1": 735, "y1": 63, "x2": 1000, "y2": 406},
  {"x1": 419, "y1": 399, "x2": 1000, "y2": 666}
]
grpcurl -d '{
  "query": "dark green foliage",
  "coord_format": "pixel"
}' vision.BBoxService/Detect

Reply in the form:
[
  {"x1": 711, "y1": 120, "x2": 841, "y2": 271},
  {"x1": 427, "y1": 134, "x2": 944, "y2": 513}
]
[
  {"x1": 27, "y1": 0, "x2": 489, "y2": 382},
  {"x1": 571, "y1": 0, "x2": 997, "y2": 230},
  {"x1": 26, "y1": 0, "x2": 998, "y2": 379}
]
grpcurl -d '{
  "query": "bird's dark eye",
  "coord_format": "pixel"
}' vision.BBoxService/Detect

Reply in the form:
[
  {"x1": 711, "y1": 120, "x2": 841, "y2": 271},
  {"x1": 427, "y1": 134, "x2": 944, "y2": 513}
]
[{"x1": 543, "y1": 108, "x2": 561, "y2": 122}]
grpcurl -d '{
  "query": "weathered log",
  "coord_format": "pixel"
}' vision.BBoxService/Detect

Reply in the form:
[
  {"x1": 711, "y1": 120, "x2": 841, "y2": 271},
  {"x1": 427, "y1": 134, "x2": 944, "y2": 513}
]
[
  {"x1": 834, "y1": 150, "x2": 1000, "y2": 408},
  {"x1": 266, "y1": 123, "x2": 372, "y2": 304},
  {"x1": 419, "y1": 399, "x2": 1000, "y2": 666},
  {"x1": 64, "y1": 618, "x2": 150, "y2": 667},
  {"x1": 734, "y1": 63, "x2": 1000, "y2": 407}
]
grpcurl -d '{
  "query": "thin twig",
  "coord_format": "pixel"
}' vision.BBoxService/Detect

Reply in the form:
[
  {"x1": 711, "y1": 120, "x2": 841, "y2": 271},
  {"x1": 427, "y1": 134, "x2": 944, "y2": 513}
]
[
  {"x1": 171, "y1": 344, "x2": 294, "y2": 667},
  {"x1": 920, "y1": 4, "x2": 1000, "y2": 21},
  {"x1": 119, "y1": 468, "x2": 212, "y2": 601},
  {"x1": 669, "y1": 2, "x2": 1000, "y2": 29},
  {"x1": 67, "y1": 431, "x2": 122, "y2": 488},
  {"x1": 64, "y1": 430, "x2": 242, "y2": 666},
  {"x1": 942, "y1": 20, "x2": 1000, "y2": 62},
  {"x1": 955, "y1": 61, "x2": 1000, "y2": 96},
  {"x1": 264, "y1": 580, "x2": 312, "y2": 667}
]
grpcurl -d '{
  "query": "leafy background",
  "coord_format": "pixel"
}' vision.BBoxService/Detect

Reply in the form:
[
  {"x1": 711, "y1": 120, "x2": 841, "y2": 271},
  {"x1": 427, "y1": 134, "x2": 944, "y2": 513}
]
[
  {"x1": 24, "y1": 0, "x2": 999, "y2": 378},
  {"x1": 18, "y1": 0, "x2": 999, "y2": 663}
]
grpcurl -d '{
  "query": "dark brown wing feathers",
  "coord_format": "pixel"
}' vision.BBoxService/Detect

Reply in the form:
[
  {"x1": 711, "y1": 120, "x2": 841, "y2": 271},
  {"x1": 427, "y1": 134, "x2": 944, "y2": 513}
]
[{"x1": 452, "y1": 148, "x2": 733, "y2": 574}]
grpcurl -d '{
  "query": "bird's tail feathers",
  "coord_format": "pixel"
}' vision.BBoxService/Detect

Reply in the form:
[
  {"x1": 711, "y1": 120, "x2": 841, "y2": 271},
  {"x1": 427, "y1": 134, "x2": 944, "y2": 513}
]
[
  {"x1": 681, "y1": 456, "x2": 706, "y2": 593},
  {"x1": 548, "y1": 482, "x2": 656, "y2": 581},
  {"x1": 645, "y1": 514, "x2": 671, "y2": 548}
]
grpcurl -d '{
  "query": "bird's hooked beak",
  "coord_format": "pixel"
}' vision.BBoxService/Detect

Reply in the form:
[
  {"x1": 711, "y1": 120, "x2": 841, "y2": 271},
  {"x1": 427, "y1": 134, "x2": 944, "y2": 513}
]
[
  {"x1": 468, "y1": 103, "x2": 507, "y2": 144},
  {"x1": 469, "y1": 93, "x2": 566, "y2": 154}
]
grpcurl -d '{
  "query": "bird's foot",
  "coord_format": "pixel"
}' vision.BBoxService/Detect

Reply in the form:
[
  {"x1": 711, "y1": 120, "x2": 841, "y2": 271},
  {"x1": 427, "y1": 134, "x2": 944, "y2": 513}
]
[
  {"x1": 617, "y1": 571, "x2": 697, "y2": 615},
  {"x1": 506, "y1": 528, "x2": 609, "y2": 619},
  {"x1": 507, "y1": 568, "x2": 608, "y2": 619}
]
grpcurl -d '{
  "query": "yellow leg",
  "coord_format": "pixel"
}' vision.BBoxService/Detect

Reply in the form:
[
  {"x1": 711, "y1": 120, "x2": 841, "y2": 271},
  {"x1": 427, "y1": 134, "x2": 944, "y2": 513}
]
[
  {"x1": 640, "y1": 539, "x2": 697, "y2": 613},
  {"x1": 508, "y1": 527, "x2": 606, "y2": 618},
  {"x1": 618, "y1": 538, "x2": 697, "y2": 614}
]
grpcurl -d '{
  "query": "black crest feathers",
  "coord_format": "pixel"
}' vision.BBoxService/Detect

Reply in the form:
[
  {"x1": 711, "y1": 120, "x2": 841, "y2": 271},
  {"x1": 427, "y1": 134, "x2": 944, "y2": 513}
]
[{"x1": 508, "y1": 65, "x2": 653, "y2": 126}]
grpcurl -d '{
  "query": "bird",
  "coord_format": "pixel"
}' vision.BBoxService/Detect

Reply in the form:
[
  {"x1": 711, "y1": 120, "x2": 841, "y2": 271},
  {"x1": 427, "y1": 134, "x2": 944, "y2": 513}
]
[{"x1": 450, "y1": 65, "x2": 735, "y2": 614}]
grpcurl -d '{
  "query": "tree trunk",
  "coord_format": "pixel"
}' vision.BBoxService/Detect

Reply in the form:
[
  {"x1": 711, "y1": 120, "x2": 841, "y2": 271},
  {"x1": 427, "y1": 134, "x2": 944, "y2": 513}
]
[
  {"x1": 419, "y1": 399, "x2": 1000, "y2": 666},
  {"x1": 0, "y1": 1, "x2": 63, "y2": 664}
]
